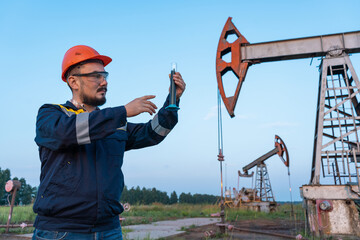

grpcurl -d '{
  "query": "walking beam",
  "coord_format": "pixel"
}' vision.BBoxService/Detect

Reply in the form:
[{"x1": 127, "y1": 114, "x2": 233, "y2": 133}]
[{"x1": 216, "y1": 17, "x2": 360, "y2": 117}]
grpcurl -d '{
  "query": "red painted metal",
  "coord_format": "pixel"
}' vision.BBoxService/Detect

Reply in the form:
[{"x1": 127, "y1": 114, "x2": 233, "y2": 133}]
[
  {"x1": 216, "y1": 17, "x2": 250, "y2": 117},
  {"x1": 5, "y1": 180, "x2": 20, "y2": 192},
  {"x1": 275, "y1": 135, "x2": 290, "y2": 167}
]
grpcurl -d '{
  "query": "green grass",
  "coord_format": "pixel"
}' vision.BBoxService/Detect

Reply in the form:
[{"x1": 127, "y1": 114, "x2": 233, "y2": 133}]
[
  {"x1": 225, "y1": 203, "x2": 305, "y2": 221},
  {"x1": 120, "y1": 202, "x2": 302, "y2": 227},
  {"x1": 0, "y1": 227, "x2": 34, "y2": 234},
  {"x1": 0, "y1": 203, "x2": 300, "y2": 226},
  {"x1": 0, "y1": 205, "x2": 35, "y2": 234},
  {"x1": 180, "y1": 224, "x2": 196, "y2": 231},
  {"x1": 0, "y1": 202, "x2": 301, "y2": 236},
  {"x1": 0, "y1": 205, "x2": 36, "y2": 224},
  {"x1": 120, "y1": 203, "x2": 219, "y2": 226}
]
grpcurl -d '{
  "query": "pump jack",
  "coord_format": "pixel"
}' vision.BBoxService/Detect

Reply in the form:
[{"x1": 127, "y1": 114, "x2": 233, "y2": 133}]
[
  {"x1": 236, "y1": 135, "x2": 290, "y2": 212},
  {"x1": 216, "y1": 17, "x2": 360, "y2": 237}
]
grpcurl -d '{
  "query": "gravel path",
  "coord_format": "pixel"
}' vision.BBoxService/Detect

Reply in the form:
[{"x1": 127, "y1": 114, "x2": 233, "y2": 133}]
[
  {"x1": 0, "y1": 218, "x2": 220, "y2": 240},
  {"x1": 124, "y1": 218, "x2": 220, "y2": 239}
]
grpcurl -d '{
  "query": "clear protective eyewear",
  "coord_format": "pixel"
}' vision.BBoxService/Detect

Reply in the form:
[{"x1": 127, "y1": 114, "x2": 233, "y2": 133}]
[{"x1": 72, "y1": 71, "x2": 109, "y2": 83}]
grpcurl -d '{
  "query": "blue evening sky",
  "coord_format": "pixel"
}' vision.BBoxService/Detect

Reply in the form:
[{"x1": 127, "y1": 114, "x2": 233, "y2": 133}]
[{"x1": 1, "y1": 0, "x2": 359, "y2": 201}]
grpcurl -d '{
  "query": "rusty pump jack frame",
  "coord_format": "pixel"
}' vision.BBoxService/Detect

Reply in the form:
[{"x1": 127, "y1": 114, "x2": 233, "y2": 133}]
[
  {"x1": 216, "y1": 17, "x2": 360, "y2": 119},
  {"x1": 0, "y1": 180, "x2": 33, "y2": 231},
  {"x1": 237, "y1": 135, "x2": 290, "y2": 212},
  {"x1": 216, "y1": 17, "x2": 360, "y2": 237},
  {"x1": 4, "y1": 180, "x2": 21, "y2": 233},
  {"x1": 0, "y1": 180, "x2": 33, "y2": 233}
]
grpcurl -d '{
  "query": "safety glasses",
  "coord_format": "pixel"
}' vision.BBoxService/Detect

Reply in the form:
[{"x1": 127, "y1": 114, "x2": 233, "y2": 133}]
[{"x1": 72, "y1": 71, "x2": 109, "y2": 82}]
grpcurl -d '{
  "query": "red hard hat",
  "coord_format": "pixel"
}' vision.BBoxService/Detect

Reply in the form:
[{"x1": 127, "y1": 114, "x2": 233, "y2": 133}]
[{"x1": 61, "y1": 45, "x2": 112, "y2": 82}]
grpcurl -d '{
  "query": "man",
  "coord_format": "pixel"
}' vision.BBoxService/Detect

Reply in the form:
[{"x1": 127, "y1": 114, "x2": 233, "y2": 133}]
[{"x1": 32, "y1": 45, "x2": 185, "y2": 240}]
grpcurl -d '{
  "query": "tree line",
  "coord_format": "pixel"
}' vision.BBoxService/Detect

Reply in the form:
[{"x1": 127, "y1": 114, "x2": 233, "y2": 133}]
[
  {"x1": 120, "y1": 186, "x2": 218, "y2": 205},
  {"x1": 0, "y1": 167, "x2": 37, "y2": 205},
  {"x1": 1, "y1": 167, "x2": 218, "y2": 206}
]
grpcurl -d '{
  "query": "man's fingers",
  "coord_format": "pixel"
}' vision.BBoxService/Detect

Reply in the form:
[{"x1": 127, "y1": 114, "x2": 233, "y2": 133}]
[
  {"x1": 141, "y1": 95, "x2": 156, "y2": 100},
  {"x1": 168, "y1": 71, "x2": 186, "y2": 99},
  {"x1": 141, "y1": 98, "x2": 157, "y2": 113},
  {"x1": 169, "y1": 72, "x2": 182, "y2": 79},
  {"x1": 173, "y1": 72, "x2": 181, "y2": 78},
  {"x1": 147, "y1": 101, "x2": 157, "y2": 110},
  {"x1": 174, "y1": 78, "x2": 185, "y2": 85},
  {"x1": 173, "y1": 73, "x2": 184, "y2": 83},
  {"x1": 142, "y1": 106, "x2": 156, "y2": 115},
  {"x1": 174, "y1": 79, "x2": 186, "y2": 90},
  {"x1": 143, "y1": 102, "x2": 157, "y2": 113}
]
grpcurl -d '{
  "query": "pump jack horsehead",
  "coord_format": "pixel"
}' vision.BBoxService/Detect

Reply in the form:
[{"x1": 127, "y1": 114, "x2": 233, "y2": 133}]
[{"x1": 216, "y1": 17, "x2": 360, "y2": 237}]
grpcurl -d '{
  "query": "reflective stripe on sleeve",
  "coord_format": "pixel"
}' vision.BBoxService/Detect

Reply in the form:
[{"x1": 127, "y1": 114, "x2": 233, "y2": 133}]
[
  {"x1": 76, "y1": 112, "x2": 91, "y2": 144},
  {"x1": 150, "y1": 114, "x2": 171, "y2": 137},
  {"x1": 117, "y1": 122, "x2": 127, "y2": 131}
]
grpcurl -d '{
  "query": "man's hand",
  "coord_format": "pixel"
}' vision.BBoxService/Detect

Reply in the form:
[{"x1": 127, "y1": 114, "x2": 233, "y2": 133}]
[
  {"x1": 170, "y1": 72, "x2": 186, "y2": 99},
  {"x1": 125, "y1": 95, "x2": 157, "y2": 117}
]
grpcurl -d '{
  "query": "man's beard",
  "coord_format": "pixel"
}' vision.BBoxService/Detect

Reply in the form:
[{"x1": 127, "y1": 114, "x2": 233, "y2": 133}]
[{"x1": 81, "y1": 90, "x2": 106, "y2": 107}]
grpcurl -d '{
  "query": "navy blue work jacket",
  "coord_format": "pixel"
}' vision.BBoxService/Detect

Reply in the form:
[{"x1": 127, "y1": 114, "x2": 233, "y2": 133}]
[{"x1": 33, "y1": 97, "x2": 178, "y2": 232}]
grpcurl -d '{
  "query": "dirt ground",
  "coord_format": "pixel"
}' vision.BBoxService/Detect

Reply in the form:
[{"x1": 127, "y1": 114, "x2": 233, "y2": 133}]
[
  {"x1": 1, "y1": 219, "x2": 303, "y2": 240},
  {"x1": 0, "y1": 235, "x2": 30, "y2": 240},
  {"x1": 164, "y1": 218, "x2": 305, "y2": 240},
  {"x1": 2, "y1": 218, "x2": 359, "y2": 240}
]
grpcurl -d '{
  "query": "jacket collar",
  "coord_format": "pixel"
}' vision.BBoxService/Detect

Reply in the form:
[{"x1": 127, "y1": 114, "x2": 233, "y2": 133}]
[{"x1": 63, "y1": 100, "x2": 100, "y2": 112}]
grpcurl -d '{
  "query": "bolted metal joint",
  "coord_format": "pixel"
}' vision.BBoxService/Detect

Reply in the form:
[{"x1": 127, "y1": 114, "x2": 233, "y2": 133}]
[
  {"x1": 218, "y1": 149, "x2": 225, "y2": 161},
  {"x1": 319, "y1": 200, "x2": 332, "y2": 211}
]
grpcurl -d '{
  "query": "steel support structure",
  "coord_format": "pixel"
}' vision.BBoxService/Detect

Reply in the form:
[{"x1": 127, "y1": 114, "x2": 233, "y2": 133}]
[
  {"x1": 311, "y1": 53, "x2": 360, "y2": 186},
  {"x1": 255, "y1": 164, "x2": 274, "y2": 202},
  {"x1": 304, "y1": 53, "x2": 360, "y2": 236}
]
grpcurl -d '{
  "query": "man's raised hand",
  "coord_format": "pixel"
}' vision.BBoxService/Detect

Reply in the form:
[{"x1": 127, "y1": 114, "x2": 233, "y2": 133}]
[
  {"x1": 125, "y1": 95, "x2": 157, "y2": 117},
  {"x1": 169, "y1": 72, "x2": 186, "y2": 99}
]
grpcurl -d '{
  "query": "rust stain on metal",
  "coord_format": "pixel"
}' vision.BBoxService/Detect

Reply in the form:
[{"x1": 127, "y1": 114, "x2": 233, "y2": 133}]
[{"x1": 216, "y1": 17, "x2": 249, "y2": 117}]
